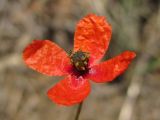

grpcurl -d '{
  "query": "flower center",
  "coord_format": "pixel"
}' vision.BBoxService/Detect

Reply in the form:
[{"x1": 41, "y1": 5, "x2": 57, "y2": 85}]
[{"x1": 70, "y1": 50, "x2": 89, "y2": 74}]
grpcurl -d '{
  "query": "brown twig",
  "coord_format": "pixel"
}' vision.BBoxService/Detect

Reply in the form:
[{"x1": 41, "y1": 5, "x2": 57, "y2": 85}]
[{"x1": 118, "y1": 10, "x2": 160, "y2": 120}]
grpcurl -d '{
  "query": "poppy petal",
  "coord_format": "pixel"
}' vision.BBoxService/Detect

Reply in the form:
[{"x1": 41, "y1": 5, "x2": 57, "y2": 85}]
[
  {"x1": 23, "y1": 40, "x2": 70, "y2": 76},
  {"x1": 74, "y1": 14, "x2": 112, "y2": 64},
  {"x1": 87, "y1": 51, "x2": 136, "y2": 83},
  {"x1": 47, "y1": 76, "x2": 90, "y2": 106}
]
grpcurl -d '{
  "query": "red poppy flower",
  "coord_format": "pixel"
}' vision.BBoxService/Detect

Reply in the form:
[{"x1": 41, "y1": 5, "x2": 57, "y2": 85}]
[{"x1": 23, "y1": 14, "x2": 136, "y2": 106}]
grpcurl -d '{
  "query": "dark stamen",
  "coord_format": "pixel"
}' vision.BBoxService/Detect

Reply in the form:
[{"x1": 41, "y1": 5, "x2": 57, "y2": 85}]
[{"x1": 70, "y1": 50, "x2": 89, "y2": 76}]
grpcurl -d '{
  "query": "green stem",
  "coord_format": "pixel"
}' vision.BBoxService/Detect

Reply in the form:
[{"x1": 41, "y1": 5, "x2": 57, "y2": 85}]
[{"x1": 75, "y1": 102, "x2": 83, "y2": 120}]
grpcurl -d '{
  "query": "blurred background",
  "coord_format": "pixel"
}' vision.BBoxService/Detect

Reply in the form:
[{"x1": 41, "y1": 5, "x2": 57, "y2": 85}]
[{"x1": 0, "y1": 0, "x2": 160, "y2": 120}]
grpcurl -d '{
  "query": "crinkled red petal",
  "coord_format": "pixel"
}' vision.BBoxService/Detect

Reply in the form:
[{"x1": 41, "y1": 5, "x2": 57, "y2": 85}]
[
  {"x1": 47, "y1": 76, "x2": 90, "y2": 106},
  {"x1": 87, "y1": 51, "x2": 136, "y2": 83},
  {"x1": 74, "y1": 14, "x2": 112, "y2": 64},
  {"x1": 23, "y1": 40, "x2": 71, "y2": 76}
]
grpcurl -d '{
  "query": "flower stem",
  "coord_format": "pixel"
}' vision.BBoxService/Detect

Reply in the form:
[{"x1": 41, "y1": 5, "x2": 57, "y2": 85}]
[{"x1": 75, "y1": 102, "x2": 83, "y2": 120}]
